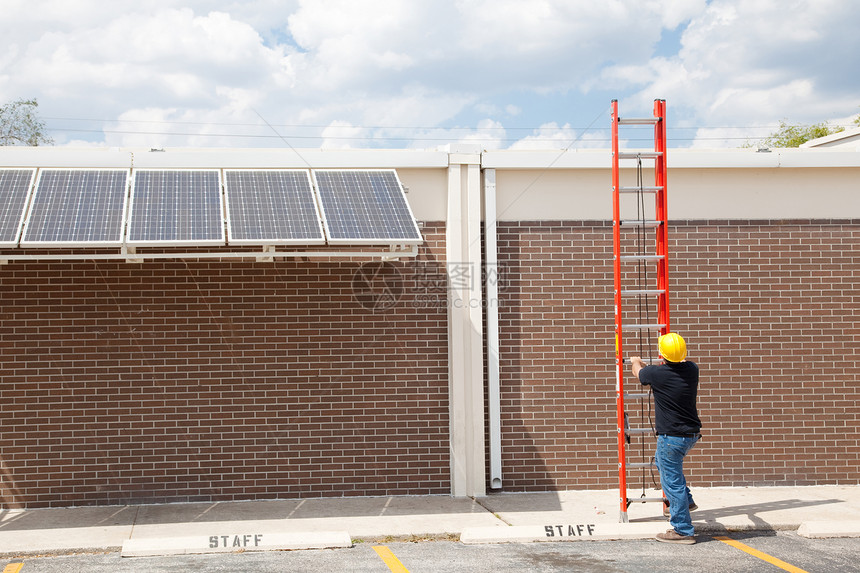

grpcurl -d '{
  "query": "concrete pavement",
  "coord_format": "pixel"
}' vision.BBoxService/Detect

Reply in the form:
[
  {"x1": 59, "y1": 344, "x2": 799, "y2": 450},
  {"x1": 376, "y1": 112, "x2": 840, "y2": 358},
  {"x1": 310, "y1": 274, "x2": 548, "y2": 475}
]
[{"x1": 0, "y1": 485, "x2": 857, "y2": 556}]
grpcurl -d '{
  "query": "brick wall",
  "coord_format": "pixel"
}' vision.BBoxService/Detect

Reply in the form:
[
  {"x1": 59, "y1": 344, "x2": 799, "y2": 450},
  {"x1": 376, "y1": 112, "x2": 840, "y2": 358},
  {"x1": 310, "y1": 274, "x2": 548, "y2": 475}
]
[
  {"x1": 3, "y1": 217, "x2": 858, "y2": 508},
  {"x1": 493, "y1": 219, "x2": 860, "y2": 492},
  {"x1": 0, "y1": 224, "x2": 449, "y2": 509}
]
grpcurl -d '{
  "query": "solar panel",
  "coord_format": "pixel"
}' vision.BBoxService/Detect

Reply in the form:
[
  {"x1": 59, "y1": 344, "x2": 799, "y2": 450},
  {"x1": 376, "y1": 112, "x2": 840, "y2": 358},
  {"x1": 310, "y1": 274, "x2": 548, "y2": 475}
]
[
  {"x1": 313, "y1": 169, "x2": 422, "y2": 245},
  {"x1": 127, "y1": 169, "x2": 224, "y2": 246},
  {"x1": 0, "y1": 168, "x2": 36, "y2": 247},
  {"x1": 223, "y1": 170, "x2": 325, "y2": 245},
  {"x1": 21, "y1": 169, "x2": 129, "y2": 247}
]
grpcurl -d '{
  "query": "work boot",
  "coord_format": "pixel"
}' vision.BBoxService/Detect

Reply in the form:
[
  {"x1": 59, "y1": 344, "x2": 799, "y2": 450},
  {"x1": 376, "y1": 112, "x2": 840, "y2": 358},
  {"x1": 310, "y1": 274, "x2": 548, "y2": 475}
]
[
  {"x1": 656, "y1": 529, "x2": 696, "y2": 544},
  {"x1": 663, "y1": 501, "x2": 698, "y2": 518}
]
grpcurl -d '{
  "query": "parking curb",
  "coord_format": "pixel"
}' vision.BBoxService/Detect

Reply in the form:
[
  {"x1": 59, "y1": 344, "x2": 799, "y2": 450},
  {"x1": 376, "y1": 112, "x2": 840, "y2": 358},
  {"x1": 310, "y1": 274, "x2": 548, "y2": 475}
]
[
  {"x1": 120, "y1": 530, "x2": 352, "y2": 557},
  {"x1": 460, "y1": 522, "x2": 667, "y2": 544},
  {"x1": 797, "y1": 521, "x2": 860, "y2": 539}
]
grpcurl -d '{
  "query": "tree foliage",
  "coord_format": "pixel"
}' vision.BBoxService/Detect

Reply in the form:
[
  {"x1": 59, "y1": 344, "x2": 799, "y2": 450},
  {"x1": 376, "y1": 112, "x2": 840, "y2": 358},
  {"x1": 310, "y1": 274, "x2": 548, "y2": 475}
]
[
  {"x1": 760, "y1": 119, "x2": 843, "y2": 148},
  {"x1": 0, "y1": 98, "x2": 54, "y2": 146}
]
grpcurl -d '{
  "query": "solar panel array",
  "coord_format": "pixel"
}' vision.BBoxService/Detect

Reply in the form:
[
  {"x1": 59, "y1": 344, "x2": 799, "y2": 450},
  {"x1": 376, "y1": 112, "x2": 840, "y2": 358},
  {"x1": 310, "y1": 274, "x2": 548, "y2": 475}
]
[
  {"x1": 128, "y1": 170, "x2": 224, "y2": 246},
  {"x1": 314, "y1": 170, "x2": 422, "y2": 245},
  {"x1": 0, "y1": 167, "x2": 422, "y2": 249},
  {"x1": 0, "y1": 169, "x2": 36, "y2": 247},
  {"x1": 224, "y1": 170, "x2": 324, "y2": 245},
  {"x1": 22, "y1": 169, "x2": 129, "y2": 247}
]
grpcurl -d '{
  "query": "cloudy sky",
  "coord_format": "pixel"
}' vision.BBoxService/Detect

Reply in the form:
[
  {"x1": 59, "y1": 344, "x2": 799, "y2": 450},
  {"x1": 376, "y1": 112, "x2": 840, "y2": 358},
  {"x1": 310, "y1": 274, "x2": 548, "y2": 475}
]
[{"x1": 1, "y1": 0, "x2": 858, "y2": 150}]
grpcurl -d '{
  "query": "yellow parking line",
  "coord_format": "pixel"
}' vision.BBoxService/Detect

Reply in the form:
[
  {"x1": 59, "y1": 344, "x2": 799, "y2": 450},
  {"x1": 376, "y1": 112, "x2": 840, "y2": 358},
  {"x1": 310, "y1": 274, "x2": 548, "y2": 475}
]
[
  {"x1": 2, "y1": 563, "x2": 24, "y2": 573},
  {"x1": 372, "y1": 545, "x2": 410, "y2": 573},
  {"x1": 715, "y1": 536, "x2": 808, "y2": 573}
]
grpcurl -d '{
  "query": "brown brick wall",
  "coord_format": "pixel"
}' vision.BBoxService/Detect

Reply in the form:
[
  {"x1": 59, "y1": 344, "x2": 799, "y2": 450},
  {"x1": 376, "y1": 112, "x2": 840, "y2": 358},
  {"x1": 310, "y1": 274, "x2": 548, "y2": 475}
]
[
  {"x1": 3, "y1": 217, "x2": 858, "y2": 508},
  {"x1": 493, "y1": 219, "x2": 860, "y2": 492},
  {"x1": 0, "y1": 224, "x2": 450, "y2": 509}
]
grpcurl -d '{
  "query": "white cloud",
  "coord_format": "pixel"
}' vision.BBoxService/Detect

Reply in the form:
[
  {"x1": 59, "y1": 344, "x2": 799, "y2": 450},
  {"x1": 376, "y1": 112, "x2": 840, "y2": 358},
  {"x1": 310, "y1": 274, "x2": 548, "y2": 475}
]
[
  {"x1": 509, "y1": 122, "x2": 579, "y2": 150},
  {"x1": 281, "y1": 0, "x2": 688, "y2": 96},
  {"x1": 6, "y1": 8, "x2": 288, "y2": 102},
  {"x1": 650, "y1": 0, "x2": 708, "y2": 29},
  {"x1": 286, "y1": 0, "x2": 425, "y2": 93},
  {"x1": 320, "y1": 121, "x2": 367, "y2": 149},
  {"x1": 612, "y1": 0, "x2": 860, "y2": 144},
  {"x1": 1, "y1": 0, "x2": 857, "y2": 149},
  {"x1": 456, "y1": 119, "x2": 507, "y2": 150}
]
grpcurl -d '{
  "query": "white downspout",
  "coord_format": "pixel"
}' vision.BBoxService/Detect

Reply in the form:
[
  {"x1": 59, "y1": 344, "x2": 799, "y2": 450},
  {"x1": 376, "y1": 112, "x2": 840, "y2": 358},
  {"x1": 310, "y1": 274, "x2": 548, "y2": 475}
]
[{"x1": 484, "y1": 168, "x2": 502, "y2": 490}]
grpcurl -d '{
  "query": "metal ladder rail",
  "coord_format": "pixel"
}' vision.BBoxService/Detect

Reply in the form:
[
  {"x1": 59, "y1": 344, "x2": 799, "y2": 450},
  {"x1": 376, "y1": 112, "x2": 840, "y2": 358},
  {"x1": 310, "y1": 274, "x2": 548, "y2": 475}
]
[{"x1": 611, "y1": 99, "x2": 670, "y2": 523}]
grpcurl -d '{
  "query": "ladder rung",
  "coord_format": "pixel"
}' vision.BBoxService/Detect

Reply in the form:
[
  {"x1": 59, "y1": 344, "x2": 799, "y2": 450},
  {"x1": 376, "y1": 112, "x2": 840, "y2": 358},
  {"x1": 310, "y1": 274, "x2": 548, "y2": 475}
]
[
  {"x1": 621, "y1": 323, "x2": 666, "y2": 331},
  {"x1": 620, "y1": 254, "x2": 663, "y2": 262},
  {"x1": 620, "y1": 220, "x2": 662, "y2": 228},
  {"x1": 624, "y1": 392, "x2": 651, "y2": 400},
  {"x1": 618, "y1": 118, "x2": 660, "y2": 126},
  {"x1": 622, "y1": 357, "x2": 660, "y2": 366},
  {"x1": 620, "y1": 186, "x2": 663, "y2": 193},
  {"x1": 627, "y1": 497, "x2": 666, "y2": 504},
  {"x1": 628, "y1": 461, "x2": 657, "y2": 469},
  {"x1": 621, "y1": 289, "x2": 665, "y2": 296},
  {"x1": 625, "y1": 427, "x2": 653, "y2": 435},
  {"x1": 618, "y1": 151, "x2": 663, "y2": 160}
]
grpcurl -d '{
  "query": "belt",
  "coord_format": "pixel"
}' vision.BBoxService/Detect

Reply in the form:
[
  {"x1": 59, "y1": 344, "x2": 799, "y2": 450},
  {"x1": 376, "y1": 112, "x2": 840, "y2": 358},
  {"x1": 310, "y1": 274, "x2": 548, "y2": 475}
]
[{"x1": 659, "y1": 432, "x2": 701, "y2": 438}]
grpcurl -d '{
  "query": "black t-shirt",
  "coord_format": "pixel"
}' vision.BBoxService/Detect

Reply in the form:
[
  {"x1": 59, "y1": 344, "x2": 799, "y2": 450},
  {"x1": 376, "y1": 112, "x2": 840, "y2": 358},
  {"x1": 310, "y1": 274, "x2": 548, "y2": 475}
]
[{"x1": 638, "y1": 361, "x2": 701, "y2": 436}]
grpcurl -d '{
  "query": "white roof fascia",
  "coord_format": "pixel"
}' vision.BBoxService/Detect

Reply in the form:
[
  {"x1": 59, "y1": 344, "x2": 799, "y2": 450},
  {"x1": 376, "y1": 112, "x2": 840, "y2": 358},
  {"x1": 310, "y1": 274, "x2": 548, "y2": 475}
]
[
  {"x1": 482, "y1": 148, "x2": 860, "y2": 169},
  {"x1": 2, "y1": 146, "x2": 857, "y2": 171},
  {"x1": 481, "y1": 149, "x2": 608, "y2": 169},
  {"x1": 131, "y1": 148, "x2": 450, "y2": 169},
  {"x1": 776, "y1": 147, "x2": 860, "y2": 168},
  {"x1": 0, "y1": 147, "x2": 134, "y2": 168},
  {"x1": 482, "y1": 149, "x2": 790, "y2": 169},
  {"x1": 0, "y1": 147, "x2": 450, "y2": 169},
  {"x1": 800, "y1": 127, "x2": 860, "y2": 148}
]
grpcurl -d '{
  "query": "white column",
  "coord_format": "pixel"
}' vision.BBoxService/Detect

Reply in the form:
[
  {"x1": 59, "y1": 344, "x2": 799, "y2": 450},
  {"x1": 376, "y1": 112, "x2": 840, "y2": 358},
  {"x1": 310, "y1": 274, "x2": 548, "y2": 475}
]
[{"x1": 446, "y1": 146, "x2": 485, "y2": 497}]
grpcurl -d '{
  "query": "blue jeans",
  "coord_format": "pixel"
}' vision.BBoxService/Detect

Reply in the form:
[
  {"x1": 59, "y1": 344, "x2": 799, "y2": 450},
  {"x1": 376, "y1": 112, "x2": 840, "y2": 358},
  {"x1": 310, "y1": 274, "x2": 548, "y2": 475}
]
[{"x1": 655, "y1": 434, "x2": 700, "y2": 537}]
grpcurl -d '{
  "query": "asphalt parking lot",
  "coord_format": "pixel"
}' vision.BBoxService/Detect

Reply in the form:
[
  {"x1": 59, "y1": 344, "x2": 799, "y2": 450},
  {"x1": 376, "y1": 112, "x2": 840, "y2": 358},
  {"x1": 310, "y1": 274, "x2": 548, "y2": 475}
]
[{"x1": 5, "y1": 532, "x2": 859, "y2": 573}]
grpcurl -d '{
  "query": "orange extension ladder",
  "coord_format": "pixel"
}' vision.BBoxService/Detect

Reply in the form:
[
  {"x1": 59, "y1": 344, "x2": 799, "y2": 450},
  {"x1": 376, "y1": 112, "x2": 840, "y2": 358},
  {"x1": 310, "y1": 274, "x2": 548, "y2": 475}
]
[{"x1": 611, "y1": 99, "x2": 670, "y2": 523}]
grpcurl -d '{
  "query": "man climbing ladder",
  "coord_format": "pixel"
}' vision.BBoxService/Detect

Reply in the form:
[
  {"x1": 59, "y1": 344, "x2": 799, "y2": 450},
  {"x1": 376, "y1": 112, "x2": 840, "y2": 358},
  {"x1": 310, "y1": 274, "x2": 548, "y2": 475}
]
[{"x1": 631, "y1": 333, "x2": 702, "y2": 544}]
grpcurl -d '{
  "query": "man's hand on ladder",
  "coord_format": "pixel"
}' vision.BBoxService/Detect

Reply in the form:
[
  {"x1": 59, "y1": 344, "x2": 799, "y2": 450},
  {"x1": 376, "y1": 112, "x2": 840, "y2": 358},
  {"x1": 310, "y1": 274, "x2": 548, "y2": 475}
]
[{"x1": 629, "y1": 356, "x2": 646, "y2": 378}]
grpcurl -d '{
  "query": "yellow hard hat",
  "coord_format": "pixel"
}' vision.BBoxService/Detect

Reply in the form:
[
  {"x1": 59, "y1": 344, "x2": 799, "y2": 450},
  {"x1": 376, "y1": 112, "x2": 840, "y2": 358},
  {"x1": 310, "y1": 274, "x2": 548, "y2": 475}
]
[{"x1": 658, "y1": 332, "x2": 687, "y2": 362}]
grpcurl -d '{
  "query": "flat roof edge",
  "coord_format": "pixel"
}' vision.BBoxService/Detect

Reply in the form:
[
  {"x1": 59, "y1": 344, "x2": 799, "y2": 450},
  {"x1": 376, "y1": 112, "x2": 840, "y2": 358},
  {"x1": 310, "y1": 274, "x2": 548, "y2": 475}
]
[
  {"x1": 0, "y1": 147, "x2": 451, "y2": 169},
  {"x1": 2, "y1": 147, "x2": 857, "y2": 170},
  {"x1": 481, "y1": 148, "x2": 860, "y2": 169}
]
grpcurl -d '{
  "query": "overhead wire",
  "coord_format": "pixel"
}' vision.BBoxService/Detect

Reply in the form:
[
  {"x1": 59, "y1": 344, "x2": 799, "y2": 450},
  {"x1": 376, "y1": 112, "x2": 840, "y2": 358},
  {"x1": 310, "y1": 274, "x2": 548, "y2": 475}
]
[
  {"x1": 41, "y1": 128, "x2": 795, "y2": 145},
  {"x1": 41, "y1": 115, "x2": 833, "y2": 145},
  {"x1": 44, "y1": 115, "x2": 846, "y2": 132},
  {"x1": 251, "y1": 108, "x2": 313, "y2": 169},
  {"x1": 487, "y1": 104, "x2": 613, "y2": 225}
]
